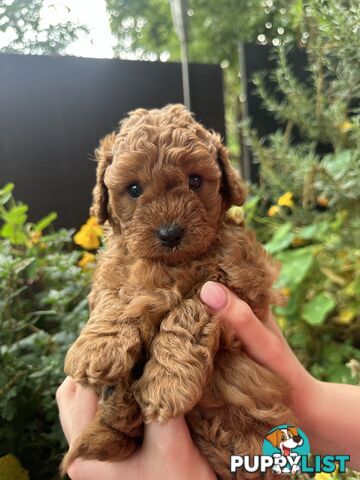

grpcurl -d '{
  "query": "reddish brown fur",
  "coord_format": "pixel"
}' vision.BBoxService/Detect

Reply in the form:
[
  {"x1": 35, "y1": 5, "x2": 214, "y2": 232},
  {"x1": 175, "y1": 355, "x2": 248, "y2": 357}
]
[{"x1": 62, "y1": 104, "x2": 295, "y2": 478}]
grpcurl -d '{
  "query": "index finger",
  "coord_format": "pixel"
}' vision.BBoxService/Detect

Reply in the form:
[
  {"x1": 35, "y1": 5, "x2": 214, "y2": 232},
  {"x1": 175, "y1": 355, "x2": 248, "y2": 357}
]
[{"x1": 200, "y1": 282, "x2": 294, "y2": 379}]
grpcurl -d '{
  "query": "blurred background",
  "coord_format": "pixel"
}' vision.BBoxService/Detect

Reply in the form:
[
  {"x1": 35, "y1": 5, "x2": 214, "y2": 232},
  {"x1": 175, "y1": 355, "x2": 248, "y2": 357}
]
[{"x1": 0, "y1": 1, "x2": 359, "y2": 479}]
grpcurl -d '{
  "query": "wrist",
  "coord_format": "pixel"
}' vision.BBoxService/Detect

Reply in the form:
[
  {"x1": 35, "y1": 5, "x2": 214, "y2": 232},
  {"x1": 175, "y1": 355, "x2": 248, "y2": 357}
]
[{"x1": 290, "y1": 370, "x2": 321, "y2": 429}]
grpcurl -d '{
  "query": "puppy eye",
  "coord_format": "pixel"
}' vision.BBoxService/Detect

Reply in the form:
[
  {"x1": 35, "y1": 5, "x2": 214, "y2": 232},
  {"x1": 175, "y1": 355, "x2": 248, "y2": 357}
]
[
  {"x1": 127, "y1": 183, "x2": 142, "y2": 198},
  {"x1": 189, "y1": 174, "x2": 202, "y2": 190}
]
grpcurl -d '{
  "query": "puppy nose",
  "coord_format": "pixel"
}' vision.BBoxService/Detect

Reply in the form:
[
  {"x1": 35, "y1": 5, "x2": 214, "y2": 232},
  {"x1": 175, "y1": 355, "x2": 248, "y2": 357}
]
[
  {"x1": 157, "y1": 224, "x2": 184, "y2": 247},
  {"x1": 293, "y1": 435, "x2": 301, "y2": 443}
]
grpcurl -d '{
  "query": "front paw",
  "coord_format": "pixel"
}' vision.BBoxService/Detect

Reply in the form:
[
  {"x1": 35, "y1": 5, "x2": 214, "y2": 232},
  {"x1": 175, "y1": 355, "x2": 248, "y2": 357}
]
[
  {"x1": 132, "y1": 362, "x2": 199, "y2": 423},
  {"x1": 65, "y1": 335, "x2": 138, "y2": 385}
]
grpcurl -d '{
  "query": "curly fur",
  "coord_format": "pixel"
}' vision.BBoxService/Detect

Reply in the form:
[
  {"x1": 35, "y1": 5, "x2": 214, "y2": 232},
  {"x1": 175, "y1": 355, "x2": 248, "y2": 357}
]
[{"x1": 62, "y1": 104, "x2": 296, "y2": 479}]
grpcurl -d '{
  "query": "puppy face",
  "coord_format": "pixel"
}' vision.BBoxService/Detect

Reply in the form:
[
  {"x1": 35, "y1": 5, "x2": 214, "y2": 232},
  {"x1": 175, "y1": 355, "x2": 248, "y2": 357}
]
[{"x1": 92, "y1": 105, "x2": 245, "y2": 264}]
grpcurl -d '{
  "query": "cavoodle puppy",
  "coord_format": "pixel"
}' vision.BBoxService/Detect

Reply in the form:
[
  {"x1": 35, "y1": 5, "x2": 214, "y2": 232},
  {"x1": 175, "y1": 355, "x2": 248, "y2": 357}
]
[{"x1": 62, "y1": 104, "x2": 295, "y2": 479}]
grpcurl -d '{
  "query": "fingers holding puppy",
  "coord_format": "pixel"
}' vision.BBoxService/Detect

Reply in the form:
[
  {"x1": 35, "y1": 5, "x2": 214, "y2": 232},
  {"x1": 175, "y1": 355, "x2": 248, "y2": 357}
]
[
  {"x1": 56, "y1": 376, "x2": 98, "y2": 446},
  {"x1": 199, "y1": 281, "x2": 308, "y2": 388}
]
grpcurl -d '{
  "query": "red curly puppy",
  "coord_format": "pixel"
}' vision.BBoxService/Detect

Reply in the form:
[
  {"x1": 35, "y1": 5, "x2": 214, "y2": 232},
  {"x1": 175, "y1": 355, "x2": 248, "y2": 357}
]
[{"x1": 62, "y1": 104, "x2": 295, "y2": 479}]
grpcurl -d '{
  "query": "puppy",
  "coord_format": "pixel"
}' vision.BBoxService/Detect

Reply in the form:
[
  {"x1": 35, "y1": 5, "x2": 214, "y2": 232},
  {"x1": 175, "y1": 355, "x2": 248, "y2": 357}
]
[{"x1": 62, "y1": 104, "x2": 296, "y2": 479}]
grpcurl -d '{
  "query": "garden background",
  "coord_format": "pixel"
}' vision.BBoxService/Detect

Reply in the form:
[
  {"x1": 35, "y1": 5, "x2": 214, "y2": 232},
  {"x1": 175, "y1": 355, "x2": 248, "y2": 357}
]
[{"x1": 0, "y1": 1, "x2": 360, "y2": 479}]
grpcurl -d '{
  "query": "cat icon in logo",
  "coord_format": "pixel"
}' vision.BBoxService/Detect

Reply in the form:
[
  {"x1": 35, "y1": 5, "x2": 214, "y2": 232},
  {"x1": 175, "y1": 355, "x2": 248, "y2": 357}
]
[{"x1": 263, "y1": 425, "x2": 310, "y2": 474}]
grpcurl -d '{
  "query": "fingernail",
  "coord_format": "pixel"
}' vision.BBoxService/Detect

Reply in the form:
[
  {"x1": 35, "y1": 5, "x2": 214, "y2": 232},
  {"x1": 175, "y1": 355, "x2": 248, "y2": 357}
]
[{"x1": 200, "y1": 281, "x2": 228, "y2": 311}]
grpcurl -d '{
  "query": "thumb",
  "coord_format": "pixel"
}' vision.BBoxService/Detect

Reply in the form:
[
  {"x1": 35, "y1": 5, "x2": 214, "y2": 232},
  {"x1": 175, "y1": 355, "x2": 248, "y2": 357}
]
[
  {"x1": 199, "y1": 281, "x2": 301, "y2": 383},
  {"x1": 143, "y1": 417, "x2": 192, "y2": 454}
]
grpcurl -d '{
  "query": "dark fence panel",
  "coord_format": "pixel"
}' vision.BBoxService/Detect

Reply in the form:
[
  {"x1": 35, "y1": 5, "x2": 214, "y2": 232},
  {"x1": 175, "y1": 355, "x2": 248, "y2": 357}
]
[{"x1": 0, "y1": 54, "x2": 225, "y2": 228}]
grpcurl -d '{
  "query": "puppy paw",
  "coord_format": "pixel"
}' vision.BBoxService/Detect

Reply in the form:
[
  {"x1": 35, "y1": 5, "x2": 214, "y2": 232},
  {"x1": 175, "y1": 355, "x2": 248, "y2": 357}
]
[
  {"x1": 65, "y1": 334, "x2": 139, "y2": 385},
  {"x1": 132, "y1": 362, "x2": 198, "y2": 422}
]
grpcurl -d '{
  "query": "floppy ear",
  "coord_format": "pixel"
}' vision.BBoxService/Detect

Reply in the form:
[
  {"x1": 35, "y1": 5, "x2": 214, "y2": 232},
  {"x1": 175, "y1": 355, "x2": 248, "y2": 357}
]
[
  {"x1": 91, "y1": 132, "x2": 116, "y2": 224},
  {"x1": 265, "y1": 429, "x2": 282, "y2": 448},
  {"x1": 215, "y1": 138, "x2": 247, "y2": 210},
  {"x1": 288, "y1": 426, "x2": 298, "y2": 437}
]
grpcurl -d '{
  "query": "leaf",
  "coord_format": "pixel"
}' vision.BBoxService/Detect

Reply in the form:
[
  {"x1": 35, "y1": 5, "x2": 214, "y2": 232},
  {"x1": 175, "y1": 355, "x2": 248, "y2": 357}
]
[
  {"x1": 244, "y1": 194, "x2": 261, "y2": 220},
  {"x1": 320, "y1": 267, "x2": 346, "y2": 286},
  {"x1": 265, "y1": 222, "x2": 294, "y2": 254},
  {"x1": 0, "y1": 223, "x2": 28, "y2": 245},
  {"x1": 344, "y1": 277, "x2": 360, "y2": 297},
  {"x1": 297, "y1": 222, "x2": 328, "y2": 241},
  {"x1": 3, "y1": 204, "x2": 28, "y2": 225},
  {"x1": 12, "y1": 258, "x2": 36, "y2": 275},
  {"x1": 34, "y1": 212, "x2": 57, "y2": 232},
  {"x1": 276, "y1": 247, "x2": 314, "y2": 288},
  {"x1": 1, "y1": 401, "x2": 16, "y2": 421},
  {"x1": 302, "y1": 293, "x2": 336, "y2": 326},
  {"x1": 321, "y1": 150, "x2": 352, "y2": 179},
  {"x1": 0, "y1": 183, "x2": 14, "y2": 206}
]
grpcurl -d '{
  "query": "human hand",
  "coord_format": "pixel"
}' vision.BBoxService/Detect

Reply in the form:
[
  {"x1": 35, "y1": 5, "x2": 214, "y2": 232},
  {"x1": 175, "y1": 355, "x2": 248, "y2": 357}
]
[
  {"x1": 199, "y1": 282, "x2": 317, "y2": 429},
  {"x1": 56, "y1": 377, "x2": 216, "y2": 480},
  {"x1": 199, "y1": 282, "x2": 360, "y2": 469}
]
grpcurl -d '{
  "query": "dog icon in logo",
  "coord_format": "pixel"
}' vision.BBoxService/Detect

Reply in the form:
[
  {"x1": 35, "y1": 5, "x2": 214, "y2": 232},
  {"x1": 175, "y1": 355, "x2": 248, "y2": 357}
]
[{"x1": 265, "y1": 426, "x2": 303, "y2": 474}]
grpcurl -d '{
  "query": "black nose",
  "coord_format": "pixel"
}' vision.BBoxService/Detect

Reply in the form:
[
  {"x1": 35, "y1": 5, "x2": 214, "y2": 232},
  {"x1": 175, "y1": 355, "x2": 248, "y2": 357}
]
[
  {"x1": 293, "y1": 435, "x2": 301, "y2": 443},
  {"x1": 157, "y1": 224, "x2": 184, "y2": 247}
]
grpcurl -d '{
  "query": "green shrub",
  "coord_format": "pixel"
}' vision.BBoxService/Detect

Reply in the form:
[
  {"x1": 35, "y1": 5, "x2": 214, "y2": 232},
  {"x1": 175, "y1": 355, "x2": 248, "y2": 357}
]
[
  {"x1": 242, "y1": 0, "x2": 360, "y2": 385},
  {"x1": 0, "y1": 183, "x2": 92, "y2": 480}
]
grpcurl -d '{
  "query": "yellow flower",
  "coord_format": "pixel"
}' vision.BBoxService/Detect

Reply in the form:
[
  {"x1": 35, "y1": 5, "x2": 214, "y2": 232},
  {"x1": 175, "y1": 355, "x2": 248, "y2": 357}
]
[
  {"x1": 276, "y1": 316, "x2": 287, "y2": 331},
  {"x1": 227, "y1": 205, "x2": 244, "y2": 225},
  {"x1": 26, "y1": 230, "x2": 42, "y2": 248},
  {"x1": 0, "y1": 454, "x2": 29, "y2": 480},
  {"x1": 74, "y1": 216, "x2": 103, "y2": 250},
  {"x1": 30, "y1": 231, "x2": 41, "y2": 244},
  {"x1": 314, "y1": 473, "x2": 332, "y2": 480},
  {"x1": 292, "y1": 236, "x2": 306, "y2": 247},
  {"x1": 78, "y1": 252, "x2": 96, "y2": 268},
  {"x1": 339, "y1": 120, "x2": 353, "y2": 133},
  {"x1": 268, "y1": 205, "x2": 280, "y2": 217},
  {"x1": 280, "y1": 287, "x2": 291, "y2": 298},
  {"x1": 277, "y1": 192, "x2": 294, "y2": 207},
  {"x1": 337, "y1": 308, "x2": 356, "y2": 325}
]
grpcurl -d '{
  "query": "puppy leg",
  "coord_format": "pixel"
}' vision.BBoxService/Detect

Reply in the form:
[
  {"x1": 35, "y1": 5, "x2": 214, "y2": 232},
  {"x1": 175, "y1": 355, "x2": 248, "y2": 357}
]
[
  {"x1": 60, "y1": 382, "x2": 143, "y2": 476},
  {"x1": 65, "y1": 293, "x2": 141, "y2": 385},
  {"x1": 133, "y1": 297, "x2": 220, "y2": 422}
]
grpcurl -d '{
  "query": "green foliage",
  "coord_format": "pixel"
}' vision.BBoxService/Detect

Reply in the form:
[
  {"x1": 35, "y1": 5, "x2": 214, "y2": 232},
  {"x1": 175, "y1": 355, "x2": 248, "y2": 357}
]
[
  {"x1": 106, "y1": 0, "x2": 269, "y2": 65},
  {"x1": 104, "y1": 0, "x2": 299, "y2": 158},
  {"x1": 105, "y1": 0, "x2": 312, "y2": 159},
  {"x1": 0, "y1": 0, "x2": 88, "y2": 55},
  {"x1": 243, "y1": 0, "x2": 360, "y2": 385},
  {"x1": 0, "y1": 184, "x2": 91, "y2": 480}
]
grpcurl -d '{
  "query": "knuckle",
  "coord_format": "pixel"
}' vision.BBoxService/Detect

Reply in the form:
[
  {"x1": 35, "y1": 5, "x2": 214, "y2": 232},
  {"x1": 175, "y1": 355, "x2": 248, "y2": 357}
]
[
  {"x1": 226, "y1": 298, "x2": 254, "y2": 326},
  {"x1": 56, "y1": 377, "x2": 75, "y2": 403},
  {"x1": 55, "y1": 383, "x2": 64, "y2": 403}
]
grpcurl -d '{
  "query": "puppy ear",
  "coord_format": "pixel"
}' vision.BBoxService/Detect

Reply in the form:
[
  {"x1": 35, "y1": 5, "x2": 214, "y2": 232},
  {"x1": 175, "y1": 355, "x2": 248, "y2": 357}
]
[
  {"x1": 265, "y1": 429, "x2": 281, "y2": 447},
  {"x1": 215, "y1": 139, "x2": 247, "y2": 210},
  {"x1": 91, "y1": 132, "x2": 116, "y2": 224}
]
